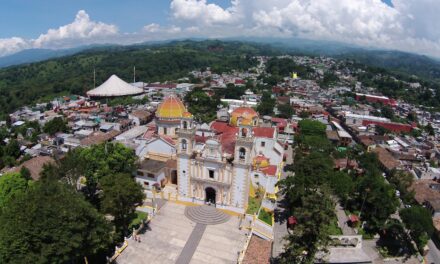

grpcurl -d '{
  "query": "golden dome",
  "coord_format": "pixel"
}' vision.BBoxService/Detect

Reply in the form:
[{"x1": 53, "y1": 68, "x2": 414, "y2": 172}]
[
  {"x1": 230, "y1": 107, "x2": 259, "y2": 127},
  {"x1": 156, "y1": 95, "x2": 188, "y2": 119},
  {"x1": 253, "y1": 154, "x2": 270, "y2": 169}
]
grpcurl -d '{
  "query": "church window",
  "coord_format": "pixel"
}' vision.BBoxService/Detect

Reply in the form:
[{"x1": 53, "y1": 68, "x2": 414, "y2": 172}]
[
  {"x1": 183, "y1": 121, "x2": 188, "y2": 129},
  {"x1": 239, "y1": 147, "x2": 246, "y2": 160},
  {"x1": 208, "y1": 170, "x2": 215, "y2": 179},
  {"x1": 182, "y1": 139, "x2": 187, "y2": 150},
  {"x1": 163, "y1": 127, "x2": 167, "y2": 135},
  {"x1": 261, "y1": 141, "x2": 265, "y2": 147}
]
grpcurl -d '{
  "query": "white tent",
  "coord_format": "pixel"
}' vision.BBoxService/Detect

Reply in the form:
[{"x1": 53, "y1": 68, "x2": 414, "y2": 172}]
[{"x1": 86, "y1": 74, "x2": 143, "y2": 97}]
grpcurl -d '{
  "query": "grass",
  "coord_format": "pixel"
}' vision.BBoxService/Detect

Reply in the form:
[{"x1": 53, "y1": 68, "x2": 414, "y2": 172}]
[
  {"x1": 327, "y1": 217, "x2": 343, "y2": 235},
  {"x1": 258, "y1": 210, "x2": 273, "y2": 226},
  {"x1": 128, "y1": 211, "x2": 148, "y2": 230},
  {"x1": 246, "y1": 195, "x2": 262, "y2": 215},
  {"x1": 358, "y1": 227, "x2": 375, "y2": 240}
]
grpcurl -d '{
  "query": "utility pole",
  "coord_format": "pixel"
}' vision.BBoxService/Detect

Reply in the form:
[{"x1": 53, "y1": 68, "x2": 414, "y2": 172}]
[{"x1": 133, "y1": 66, "x2": 136, "y2": 83}]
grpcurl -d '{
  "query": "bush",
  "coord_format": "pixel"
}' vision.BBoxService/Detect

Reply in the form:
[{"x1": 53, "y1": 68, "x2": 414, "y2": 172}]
[{"x1": 129, "y1": 211, "x2": 148, "y2": 230}]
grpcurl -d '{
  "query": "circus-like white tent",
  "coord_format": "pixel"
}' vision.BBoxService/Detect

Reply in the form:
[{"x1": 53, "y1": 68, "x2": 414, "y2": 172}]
[{"x1": 86, "y1": 74, "x2": 144, "y2": 97}]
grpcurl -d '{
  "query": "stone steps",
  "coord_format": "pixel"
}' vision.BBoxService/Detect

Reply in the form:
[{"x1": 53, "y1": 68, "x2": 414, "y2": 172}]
[{"x1": 185, "y1": 205, "x2": 230, "y2": 225}]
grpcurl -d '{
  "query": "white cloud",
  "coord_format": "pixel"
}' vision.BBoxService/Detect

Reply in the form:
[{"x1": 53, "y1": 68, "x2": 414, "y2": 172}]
[
  {"x1": 33, "y1": 10, "x2": 118, "y2": 48},
  {"x1": 0, "y1": 10, "x2": 118, "y2": 57},
  {"x1": 170, "y1": 0, "x2": 240, "y2": 25},
  {"x1": 1, "y1": 2, "x2": 440, "y2": 58},
  {"x1": 168, "y1": 0, "x2": 440, "y2": 57},
  {"x1": 0, "y1": 37, "x2": 30, "y2": 57}
]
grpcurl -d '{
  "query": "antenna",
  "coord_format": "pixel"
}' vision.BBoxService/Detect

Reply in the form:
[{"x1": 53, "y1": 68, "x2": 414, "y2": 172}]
[
  {"x1": 93, "y1": 68, "x2": 96, "y2": 88},
  {"x1": 133, "y1": 66, "x2": 136, "y2": 83}
]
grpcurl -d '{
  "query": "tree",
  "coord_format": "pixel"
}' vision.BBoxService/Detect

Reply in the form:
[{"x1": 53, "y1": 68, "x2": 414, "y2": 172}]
[
  {"x1": 79, "y1": 143, "x2": 137, "y2": 201},
  {"x1": 40, "y1": 148, "x2": 86, "y2": 188},
  {"x1": 0, "y1": 180, "x2": 112, "y2": 263},
  {"x1": 43, "y1": 117, "x2": 68, "y2": 135},
  {"x1": 184, "y1": 88, "x2": 219, "y2": 123},
  {"x1": 353, "y1": 174, "x2": 399, "y2": 231},
  {"x1": 100, "y1": 173, "x2": 144, "y2": 239},
  {"x1": 256, "y1": 92, "x2": 275, "y2": 116},
  {"x1": 381, "y1": 106, "x2": 395, "y2": 120},
  {"x1": 4, "y1": 139, "x2": 20, "y2": 159},
  {"x1": 19, "y1": 166, "x2": 32, "y2": 181},
  {"x1": 277, "y1": 189, "x2": 335, "y2": 263},
  {"x1": 425, "y1": 123, "x2": 435, "y2": 136},
  {"x1": 400, "y1": 206, "x2": 434, "y2": 251},
  {"x1": 277, "y1": 104, "x2": 294, "y2": 118},
  {"x1": 0, "y1": 172, "x2": 28, "y2": 208},
  {"x1": 328, "y1": 171, "x2": 354, "y2": 201}
]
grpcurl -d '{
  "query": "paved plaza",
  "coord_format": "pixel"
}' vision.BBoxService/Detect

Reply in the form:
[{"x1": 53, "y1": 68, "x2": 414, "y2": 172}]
[{"x1": 116, "y1": 202, "x2": 248, "y2": 264}]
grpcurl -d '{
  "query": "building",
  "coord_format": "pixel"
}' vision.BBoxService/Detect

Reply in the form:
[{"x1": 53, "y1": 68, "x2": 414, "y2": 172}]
[
  {"x1": 355, "y1": 93, "x2": 397, "y2": 107},
  {"x1": 176, "y1": 105, "x2": 284, "y2": 213},
  {"x1": 86, "y1": 75, "x2": 144, "y2": 98}
]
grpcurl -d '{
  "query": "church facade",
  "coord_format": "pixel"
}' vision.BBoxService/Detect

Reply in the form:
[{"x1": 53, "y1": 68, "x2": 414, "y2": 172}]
[{"x1": 138, "y1": 94, "x2": 285, "y2": 213}]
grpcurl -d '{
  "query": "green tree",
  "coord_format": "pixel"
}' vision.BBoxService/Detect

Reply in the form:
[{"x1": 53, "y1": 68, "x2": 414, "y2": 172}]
[
  {"x1": 0, "y1": 180, "x2": 112, "y2": 264},
  {"x1": 79, "y1": 143, "x2": 137, "y2": 201},
  {"x1": 43, "y1": 117, "x2": 68, "y2": 135},
  {"x1": 400, "y1": 206, "x2": 434, "y2": 251},
  {"x1": 40, "y1": 148, "x2": 85, "y2": 188},
  {"x1": 256, "y1": 92, "x2": 275, "y2": 116},
  {"x1": 277, "y1": 189, "x2": 335, "y2": 263},
  {"x1": 277, "y1": 104, "x2": 294, "y2": 118},
  {"x1": 0, "y1": 172, "x2": 28, "y2": 208},
  {"x1": 4, "y1": 139, "x2": 20, "y2": 159},
  {"x1": 184, "y1": 88, "x2": 219, "y2": 123},
  {"x1": 100, "y1": 173, "x2": 144, "y2": 239},
  {"x1": 354, "y1": 174, "x2": 399, "y2": 231}
]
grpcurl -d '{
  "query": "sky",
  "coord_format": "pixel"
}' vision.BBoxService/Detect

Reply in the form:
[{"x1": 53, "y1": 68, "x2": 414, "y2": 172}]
[{"x1": 0, "y1": 0, "x2": 439, "y2": 58}]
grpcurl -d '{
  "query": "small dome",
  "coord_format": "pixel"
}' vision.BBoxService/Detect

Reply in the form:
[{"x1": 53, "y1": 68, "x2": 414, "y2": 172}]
[
  {"x1": 183, "y1": 111, "x2": 193, "y2": 118},
  {"x1": 253, "y1": 154, "x2": 270, "y2": 169},
  {"x1": 156, "y1": 95, "x2": 188, "y2": 119},
  {"x1": 230, "y1": 107, "x2": 259, "y2": 127}
]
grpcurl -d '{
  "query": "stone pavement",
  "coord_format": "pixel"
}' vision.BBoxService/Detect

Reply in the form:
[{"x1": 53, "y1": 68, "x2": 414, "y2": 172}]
[
  {"x1": 175, "y1": 223, "x2": 207, "y2": 264},
  {"x1": 116, "y1": 202, "x2": 247, "y2": 264},
  {"x1": 335, "y1": 202, "x2": 356, "y2": 235}
]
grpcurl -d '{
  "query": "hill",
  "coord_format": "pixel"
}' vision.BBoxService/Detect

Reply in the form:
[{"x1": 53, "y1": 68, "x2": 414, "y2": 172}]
[
  {"x1": 0, "y1": 47, "x2": 91, "y2": 68},
  {"x1": 0, "y1": 40, "x2": 278, "y2": 118},
  {"x1": 337, "y1": 50, "x2": 440, "y2": 81}
]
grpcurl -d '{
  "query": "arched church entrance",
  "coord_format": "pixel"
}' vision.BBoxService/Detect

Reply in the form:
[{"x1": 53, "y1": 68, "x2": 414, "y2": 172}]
[
  {"x1": 205, "y1": 187, "x2": 216, "y2": 204},
  {"x1": 171, "y1": 170, "x2": 178, "y2": 185}
]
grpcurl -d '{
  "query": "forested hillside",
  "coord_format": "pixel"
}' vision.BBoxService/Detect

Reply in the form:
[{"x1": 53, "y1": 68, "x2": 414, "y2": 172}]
[{"x1": 0, "y1": 40, "x2": 278, "y2": 118}]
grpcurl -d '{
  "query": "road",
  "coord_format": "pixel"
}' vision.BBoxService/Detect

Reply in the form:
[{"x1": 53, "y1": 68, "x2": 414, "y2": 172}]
[{"x1": 426, "y1": 239, "x2": 440, "y2": 264}]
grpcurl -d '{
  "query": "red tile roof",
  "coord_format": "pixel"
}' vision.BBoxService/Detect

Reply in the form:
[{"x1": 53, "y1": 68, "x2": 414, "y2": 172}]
[
  {"x1": 260, "y1": 165, "x2": 277, "y2": 176},
  {"x1": 160, "y1": 135, "x2": 176, "y2": 146},
  {"x1": 211, "y1": 121, "x2": 238, "y2": 155},
  {"x1": 253, "y1": 127, "x2": 275, "y2": 138}
]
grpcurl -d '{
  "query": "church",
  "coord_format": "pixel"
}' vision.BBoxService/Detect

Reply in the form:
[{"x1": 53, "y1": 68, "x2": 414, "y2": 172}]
[{"x1": 136, "y1": 94, "x2": 285, "y2": 213}]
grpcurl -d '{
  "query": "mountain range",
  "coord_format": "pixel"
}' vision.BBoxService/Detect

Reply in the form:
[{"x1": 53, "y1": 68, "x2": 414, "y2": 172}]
[{"x1": 1, "y1": 38, "x2": 440, "y2": 81}]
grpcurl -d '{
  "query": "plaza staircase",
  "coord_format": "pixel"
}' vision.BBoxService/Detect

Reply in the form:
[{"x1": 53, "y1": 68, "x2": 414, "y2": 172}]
[{"x1": 185, "y1": 205, "x2": 230, "y2": 225}]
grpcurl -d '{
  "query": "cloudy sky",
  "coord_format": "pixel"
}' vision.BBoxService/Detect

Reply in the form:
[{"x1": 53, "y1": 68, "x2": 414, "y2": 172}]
[{"x1": 1, "y1": 0, "x2": 439, "y2": 58}]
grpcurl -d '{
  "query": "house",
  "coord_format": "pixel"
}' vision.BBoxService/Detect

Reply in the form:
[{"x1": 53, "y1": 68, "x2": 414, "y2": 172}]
[
  {"x1": 8, "y1": 156, "x2": 55, "y2": 180},
  {"x1": 135, "y1": 159, "x2": 168, "y2": 189}
]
